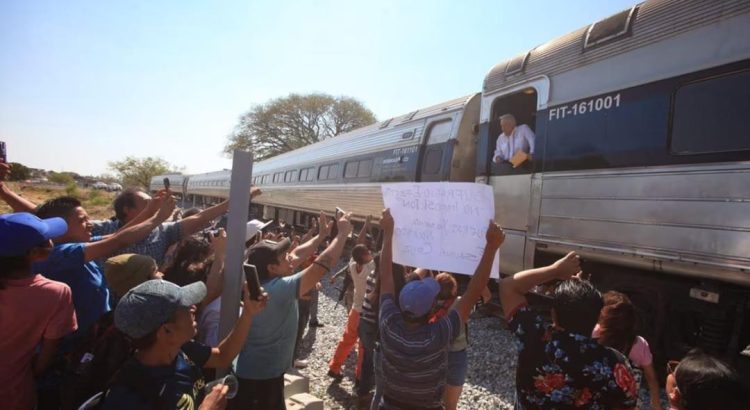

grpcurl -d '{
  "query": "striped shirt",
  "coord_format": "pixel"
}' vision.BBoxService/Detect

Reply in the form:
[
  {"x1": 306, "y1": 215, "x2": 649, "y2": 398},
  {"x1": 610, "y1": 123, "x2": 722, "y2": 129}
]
[
  {"x1": 359, "y1": 265, "x2": 379, "y2": 324},
  {"x1": 377, "y1": 294, "x2": 462, "y2": 409}
]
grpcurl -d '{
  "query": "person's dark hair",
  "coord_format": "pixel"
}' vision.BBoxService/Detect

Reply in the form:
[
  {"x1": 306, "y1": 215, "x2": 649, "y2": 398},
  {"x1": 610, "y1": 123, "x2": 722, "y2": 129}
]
[
  {"x1": 113, "y1": 188, "x2": 144, "y2": 221},
  {"x1": 552, "y1": 279, "x2": 603, "y2": 335},
  {"x1": 163, "y1": 237, "x2": 212, "y2": 286},
  {"x1": 597, "y1": 291, "x2": 638, "y2": 354},
  {"x1": 352, "y1": 244, "x2": 370, "y2": 265},
  {"x1": 0, "y1": 255, "x2": 31, "y2": 290},
  {"x1": 36, "y1": 196, "x2": 82, "y2": 220},
  {"x1": 182, "y1": 207, "x2": 201, "y2": 218},
  {"x1": 676, "y1": 349, "x2": 747, "y2": 410}
]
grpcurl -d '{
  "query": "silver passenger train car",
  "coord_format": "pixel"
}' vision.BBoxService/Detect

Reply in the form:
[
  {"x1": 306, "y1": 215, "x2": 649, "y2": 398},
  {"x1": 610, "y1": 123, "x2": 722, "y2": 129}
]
[{"x1": 154, "y1": 0, "x2": 750, "y2": 369}]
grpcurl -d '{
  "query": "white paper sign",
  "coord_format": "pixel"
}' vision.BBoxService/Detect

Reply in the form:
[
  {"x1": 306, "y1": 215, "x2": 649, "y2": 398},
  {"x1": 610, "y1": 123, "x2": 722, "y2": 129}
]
[{"x1": 381, "y1": 182, "x2": 500, "y2": 278}]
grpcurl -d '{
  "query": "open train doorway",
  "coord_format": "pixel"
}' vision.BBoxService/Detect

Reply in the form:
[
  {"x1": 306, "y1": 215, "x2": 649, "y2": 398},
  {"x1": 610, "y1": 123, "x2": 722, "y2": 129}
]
[{"x1": 487, "y1": 88, "x2": 538, "y2": 176}]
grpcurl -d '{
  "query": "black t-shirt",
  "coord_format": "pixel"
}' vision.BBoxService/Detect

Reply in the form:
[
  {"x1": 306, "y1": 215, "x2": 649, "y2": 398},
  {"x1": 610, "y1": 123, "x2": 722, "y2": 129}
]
[
  {"x1": 103, "y1": 341, "x2": 212, "y2": 410},
  {"x1": 509, "y1": 305, "x2": 638, "y2": 410}
]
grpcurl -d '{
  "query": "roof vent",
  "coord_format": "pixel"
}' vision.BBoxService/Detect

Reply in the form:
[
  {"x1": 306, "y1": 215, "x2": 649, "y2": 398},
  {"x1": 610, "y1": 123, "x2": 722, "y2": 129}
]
[
  {"x1": 584, "y1": 5, "x2": 638, "y2": 49},
  {"x1": 505, "y1": 51, "x2": 530, "y2": 75},
  {"x1": 401, "y1": 110, "x2": 419, "y2": 123},
  {"x1": 379, "y1": 118, "x2": 393, "y2": 129}
]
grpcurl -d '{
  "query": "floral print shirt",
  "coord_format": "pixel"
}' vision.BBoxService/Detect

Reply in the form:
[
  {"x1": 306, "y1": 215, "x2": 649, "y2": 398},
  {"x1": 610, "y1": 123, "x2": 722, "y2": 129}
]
[{"x1": 509, "y1": 305, "x2": 638, "y2": 409}]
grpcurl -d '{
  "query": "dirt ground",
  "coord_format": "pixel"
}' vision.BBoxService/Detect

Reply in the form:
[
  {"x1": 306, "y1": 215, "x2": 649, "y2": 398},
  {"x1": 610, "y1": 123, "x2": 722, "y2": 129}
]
[{"x1": 0, "y1": 182, "x2": 116, "y2": 220}]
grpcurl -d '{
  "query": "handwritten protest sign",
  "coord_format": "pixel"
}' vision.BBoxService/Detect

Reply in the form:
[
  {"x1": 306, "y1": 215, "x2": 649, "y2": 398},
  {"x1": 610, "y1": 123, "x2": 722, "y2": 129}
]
[{"x1": 381, "y1": 182, "x2": 500, "y2": 277}]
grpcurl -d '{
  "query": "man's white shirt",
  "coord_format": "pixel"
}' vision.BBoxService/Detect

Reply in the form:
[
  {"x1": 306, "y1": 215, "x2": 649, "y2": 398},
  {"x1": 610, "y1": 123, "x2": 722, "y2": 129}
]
[{"x1": 493, "y1": 124, "x2": 536, "y2": 162}]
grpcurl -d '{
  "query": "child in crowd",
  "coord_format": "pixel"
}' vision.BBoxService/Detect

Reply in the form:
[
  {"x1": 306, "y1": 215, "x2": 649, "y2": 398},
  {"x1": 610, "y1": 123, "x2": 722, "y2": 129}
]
[{"x1": 593, "y1": 291, "x2": 662, "y2": 410}]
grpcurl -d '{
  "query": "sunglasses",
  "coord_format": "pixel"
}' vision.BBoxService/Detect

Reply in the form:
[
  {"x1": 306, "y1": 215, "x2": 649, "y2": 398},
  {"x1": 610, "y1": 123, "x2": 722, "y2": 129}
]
[{"x1": 666, "y1": 360, "x2": 680, "y2": 375}]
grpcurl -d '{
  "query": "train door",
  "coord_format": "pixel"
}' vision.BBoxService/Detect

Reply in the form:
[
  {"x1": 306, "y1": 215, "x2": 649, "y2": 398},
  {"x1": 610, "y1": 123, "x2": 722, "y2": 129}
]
[
  {"x1": 417, "y1": 119, "x2": 454, "y2": 182},
  {"x1": 478, "y1": 79, "x2": 547, "y2": 275}
]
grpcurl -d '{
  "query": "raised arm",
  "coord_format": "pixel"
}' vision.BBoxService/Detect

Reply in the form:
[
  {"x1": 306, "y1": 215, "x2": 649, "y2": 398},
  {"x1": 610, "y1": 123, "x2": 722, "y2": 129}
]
[
  {"x1": 298, "y1": 213, "x2": 352, "y2": 298},
  {"x1": 83, "y1": 194, "x2": 175, "y2": 262},
  {"x1": 356, "y1": 215, "x2": 372, "y2": 246},
  {"x1": 202, "y1": 229, "x2": 226, "y2": 309},
  {"x1": 455, "y1": 221, "x2": 504, "y2": 323},
  {"x1": 499, "y1": 251, "x2": 581, "y2": 318},
  {"x1": 180, "y1": 187, "x2": 262, "y2": 237},
  {"x1": 290, "y1": 211, "x2": 330, "y2": 269},
  {"x1": 0, "y1": 163, "x2": 37, "y2": 212},
  {"x1": 205, "y1": 285, "x2": 267, "y2": 368},
  {"x1": 379, "y1": 209, "x2": 394, "y2": 299}
]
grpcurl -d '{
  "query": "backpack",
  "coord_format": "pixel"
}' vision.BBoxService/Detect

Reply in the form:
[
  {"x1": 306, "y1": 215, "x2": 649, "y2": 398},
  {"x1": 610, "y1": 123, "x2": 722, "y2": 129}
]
[{"x1": 60, "y1": 312, "x2": 135, "y2": 410}]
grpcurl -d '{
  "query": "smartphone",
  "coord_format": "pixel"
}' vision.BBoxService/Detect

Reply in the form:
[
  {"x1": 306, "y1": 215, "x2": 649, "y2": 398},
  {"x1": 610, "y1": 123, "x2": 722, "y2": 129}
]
[
  {"x1": 335, "y1": 207, "x2": 345, "y2": 219},
  {"x1": 0, "y1": 141, "x2": 6, "y2": 163},
  {"x1": 243, "y1": 263, "x2": 263, "y2": 300},
  {"x1": 163, "y1": 177, "x2": 171, "y2": 190}
]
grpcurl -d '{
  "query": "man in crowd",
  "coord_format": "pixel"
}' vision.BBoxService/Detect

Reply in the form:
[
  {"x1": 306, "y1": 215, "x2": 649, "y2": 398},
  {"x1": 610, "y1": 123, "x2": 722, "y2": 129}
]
[
  {"x1": 32, "y1": 192, "x2": 175, "y2": 337},
  {"x1": 499, "y1": 252, "x2": 638, "y2": 409},
  {"x1": 375, "y1": 209, "x2": 504, "y2": 410},
  {"x1": 232, "y1": 212, "x2": 352, "y2": 410},
  {"x1": 91, "y1": 187, "x2": 261, "y2": 266},
  {"x1": 328, "y1": 217, "x2": 375, "y2": 382},
  {"x1": 103, "y1": 279, "x2": 267, "y2": 410},
  {"x1": 493, "y1": 113, "x2": 535, "y2": 166},
  {"x1": 0, "y1": 213, "x2": 78, "y2": 410}
]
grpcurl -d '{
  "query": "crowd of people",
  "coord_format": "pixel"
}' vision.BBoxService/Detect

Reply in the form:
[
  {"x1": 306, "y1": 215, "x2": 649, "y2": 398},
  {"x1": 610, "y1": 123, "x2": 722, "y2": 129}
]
[{"x1": 1, "y1": 161, "x2": 748, "y2": 410}]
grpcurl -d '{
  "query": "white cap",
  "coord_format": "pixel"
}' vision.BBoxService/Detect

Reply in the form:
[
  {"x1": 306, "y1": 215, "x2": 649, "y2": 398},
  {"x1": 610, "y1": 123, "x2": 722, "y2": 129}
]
[{"x1": 246, "y1": 219, "x2": 273, "y2": 241}]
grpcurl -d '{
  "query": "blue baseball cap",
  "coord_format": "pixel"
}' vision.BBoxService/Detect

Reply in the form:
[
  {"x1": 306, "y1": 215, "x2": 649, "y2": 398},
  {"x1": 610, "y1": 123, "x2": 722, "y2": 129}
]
[
  {"x1": 399, "y1": 277, "x2": 441, "y2": 317},
  {"x1": 0, "y1": 212, "x2": 67, "y2": 257}
]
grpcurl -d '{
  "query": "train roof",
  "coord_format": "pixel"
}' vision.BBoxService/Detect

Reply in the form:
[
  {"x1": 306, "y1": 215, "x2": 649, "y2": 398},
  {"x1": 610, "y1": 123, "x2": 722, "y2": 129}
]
[
  {"x1": 253, "y1": 94, "x2": 477, "y2": 174},
  {"x1": 483, "y1": 0, "x2": 750, "y2": 100}
]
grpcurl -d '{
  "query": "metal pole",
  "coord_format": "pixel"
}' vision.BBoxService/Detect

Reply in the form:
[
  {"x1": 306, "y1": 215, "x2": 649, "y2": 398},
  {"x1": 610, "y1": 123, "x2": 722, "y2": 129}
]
[{"x1": 217, "y1": 150, "x2": 253, "y2": 375}]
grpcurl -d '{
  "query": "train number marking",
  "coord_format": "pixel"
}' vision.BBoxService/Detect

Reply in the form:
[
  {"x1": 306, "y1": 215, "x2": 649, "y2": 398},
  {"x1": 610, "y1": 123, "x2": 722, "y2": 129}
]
[{"x1": 549, "y1": 93, "x2": 621, "y2": 121}]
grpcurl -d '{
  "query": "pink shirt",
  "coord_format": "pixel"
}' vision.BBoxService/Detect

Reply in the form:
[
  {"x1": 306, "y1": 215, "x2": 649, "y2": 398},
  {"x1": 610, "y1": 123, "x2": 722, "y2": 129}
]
[
  {"x1": 0, "y1": 275, "x2": 78, "y2": 410},
  {"x1": 592, "y1": 324, "x2": 653, "y2": 367}
]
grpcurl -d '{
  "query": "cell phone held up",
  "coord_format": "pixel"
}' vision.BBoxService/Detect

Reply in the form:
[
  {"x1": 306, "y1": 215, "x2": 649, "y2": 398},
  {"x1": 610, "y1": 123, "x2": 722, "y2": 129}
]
[
  {"x1": 0, "y1": 141, "x2": 6, "y2": 163},
  {"x1": 163, "y1": 177, "x2": 171, "y2": 190},
  {"x1": 243, "y1": 263, "x2": 263, "y2": 301}
]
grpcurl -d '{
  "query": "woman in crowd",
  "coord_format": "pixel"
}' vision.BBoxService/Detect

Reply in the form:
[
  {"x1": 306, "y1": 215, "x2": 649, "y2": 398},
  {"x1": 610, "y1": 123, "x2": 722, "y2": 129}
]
[
  {"x1": 666, "y1": 349, "x2": 747, "y2": 410},
  {"x1": 593, "y1": 291, "x2": 662, "y2": 410}
]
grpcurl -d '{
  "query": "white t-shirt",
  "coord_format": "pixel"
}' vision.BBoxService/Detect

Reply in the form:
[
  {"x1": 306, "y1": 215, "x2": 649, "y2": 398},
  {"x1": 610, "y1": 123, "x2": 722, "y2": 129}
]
[
  {"x1": 349, "y1": 259, "x2": 375, "y2": 312},
  {"x1": 493, "y1": 124, "x2": 536, "y2": 161}
]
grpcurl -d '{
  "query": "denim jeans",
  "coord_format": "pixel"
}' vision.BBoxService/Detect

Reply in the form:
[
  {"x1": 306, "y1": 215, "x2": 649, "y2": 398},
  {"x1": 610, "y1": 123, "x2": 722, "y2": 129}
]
[{"x1": 357, "y1": 318, "x2": 378, "y2": 396}]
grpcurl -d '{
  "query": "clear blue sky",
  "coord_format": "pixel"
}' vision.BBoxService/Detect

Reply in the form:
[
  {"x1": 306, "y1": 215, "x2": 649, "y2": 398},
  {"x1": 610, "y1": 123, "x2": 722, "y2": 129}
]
[{"x1": 1, "y1": 0, "x2": 636, "y2": 176}]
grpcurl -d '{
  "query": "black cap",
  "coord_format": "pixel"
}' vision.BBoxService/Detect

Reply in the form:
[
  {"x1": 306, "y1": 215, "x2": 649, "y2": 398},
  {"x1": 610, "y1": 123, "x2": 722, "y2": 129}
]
[{"x1": 247, "y1": 238, "x2": 292, "y2": 279}]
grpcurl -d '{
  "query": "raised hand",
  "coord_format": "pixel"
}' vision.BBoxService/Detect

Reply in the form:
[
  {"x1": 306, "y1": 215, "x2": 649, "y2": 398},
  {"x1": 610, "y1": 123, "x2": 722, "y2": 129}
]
[
  {"x1": 485, "y1": 220, "x2": 505, "y2": 248},
  {"x1": 318, "y1": 211, "x2": 331, "y2": 238},
  {"x1": 210, "y1": 228, "x2": 227, "y2": 258},
  {"x1": 380, "y1": 209, "x2": 394, "y2": 234},
  {"x1": 155, "y1": 193, "x2": 177, "y2": 222},
  {"x1": 242, "y1": 284, "x2": 269, "y2": 316},
  {"x1": 552, "y1": 251, "x2": 582, "y2": 280},
  {"x1": 198, "y1": 383, "x2": 228, "y2": 410},
  {"x1": 336, "y1": 212, "x2": 353, "y2": 237},
  {"x1": 250, "y1": 186, "x2": 262, "y2": 199}
]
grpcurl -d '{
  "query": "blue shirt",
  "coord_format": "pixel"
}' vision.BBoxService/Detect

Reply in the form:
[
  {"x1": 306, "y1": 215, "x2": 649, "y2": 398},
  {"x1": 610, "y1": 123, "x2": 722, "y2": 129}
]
[
  {"x1": 102, "y1": 341, "x2": 212, "y2": 410},
  {"x1": 235, "y1": 273, "x2": 301, "y2": 380},
  {"x1": 33, "y1": 243, "x2": 111, "y2": 335},
  {"x1": 376, "y1": 294, "x2": 461, "y2": 409},
  {"x1": 92, "y1": 219, "x2": 184, "y2": 266}
]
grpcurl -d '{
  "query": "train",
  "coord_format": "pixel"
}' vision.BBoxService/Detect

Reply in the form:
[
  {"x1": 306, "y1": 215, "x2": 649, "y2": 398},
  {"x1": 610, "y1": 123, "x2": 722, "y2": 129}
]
[{"x1": 151, "y1": 0, "x2": 750, "y2": 375}]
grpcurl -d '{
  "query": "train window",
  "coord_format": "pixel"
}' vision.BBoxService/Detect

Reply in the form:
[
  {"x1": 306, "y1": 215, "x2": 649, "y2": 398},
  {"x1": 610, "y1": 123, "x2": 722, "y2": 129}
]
[
  {"x1": 284, "y1": 170, "x2": 297, "y2": 182},
  {"x1": 318, "y1": 163, "x2": 339, "y2": 180},
  {"x1": 426, "y1": 120, "x2": 453, "y2": 144},
  {"x1": 344, "y1": 161, "x2": 358, "y2": 178},
  {"x1": 671, "y1": 70, "x2": 750, "y2": 155},
  {"x1": 273, "y1": 172, "x2": 283, "y2": 183},
  {"x1": 357, "y1": 159, "x2": 372, "y2": 178},
  {"x1": 299, "y1": 167, "x2": 315, "y2": 182}
]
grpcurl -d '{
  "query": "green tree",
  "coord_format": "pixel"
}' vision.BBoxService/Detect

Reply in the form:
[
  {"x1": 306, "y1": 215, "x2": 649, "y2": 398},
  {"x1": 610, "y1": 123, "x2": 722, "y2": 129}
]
[
  {"x1": 224, "y1": 93, "x2": 377, "y2": 161},
  {"x1": 8, "y1": 162, "x2": 31, "y2": 181},
  {"x1": 48, "y1": 171, "x2": 76, "y2": 185},
  {"x1": 108, "y1": 157, "x2": 177, "y2": 190}
]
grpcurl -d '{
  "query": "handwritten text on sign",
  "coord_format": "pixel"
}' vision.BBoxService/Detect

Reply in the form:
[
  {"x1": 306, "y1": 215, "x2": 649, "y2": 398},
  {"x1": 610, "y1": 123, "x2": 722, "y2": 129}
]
[{"x1": 381, "y1": 182, "x2": 500, "y2": 278}]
